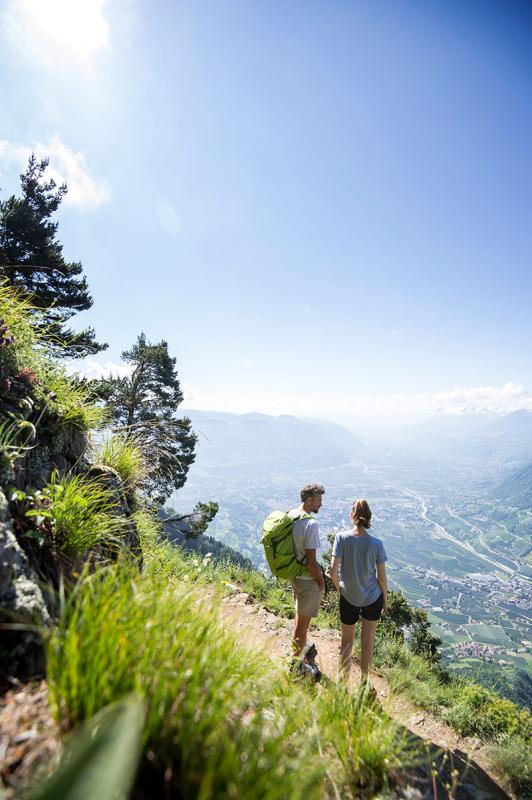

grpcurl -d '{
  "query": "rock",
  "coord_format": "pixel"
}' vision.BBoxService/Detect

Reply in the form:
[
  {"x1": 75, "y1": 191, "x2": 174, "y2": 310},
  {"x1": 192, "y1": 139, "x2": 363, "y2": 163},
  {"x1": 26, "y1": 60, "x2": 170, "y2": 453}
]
[
  {"x1": 410, "y1": 714, "x2": 425, "y2": 726},
  {"x1": 0, "y1": 490, "x2": 50, "y2": 680}
]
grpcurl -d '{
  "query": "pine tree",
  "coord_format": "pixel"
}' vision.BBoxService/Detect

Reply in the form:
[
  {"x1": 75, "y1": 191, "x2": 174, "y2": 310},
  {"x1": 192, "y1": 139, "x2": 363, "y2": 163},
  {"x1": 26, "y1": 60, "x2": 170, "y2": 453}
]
[
  {"x1": 95, "y1": 333, "x2": 197, "y2": 504},
  {"x1": 0, "y1": 154, "x2": 106, "y2": 357}
]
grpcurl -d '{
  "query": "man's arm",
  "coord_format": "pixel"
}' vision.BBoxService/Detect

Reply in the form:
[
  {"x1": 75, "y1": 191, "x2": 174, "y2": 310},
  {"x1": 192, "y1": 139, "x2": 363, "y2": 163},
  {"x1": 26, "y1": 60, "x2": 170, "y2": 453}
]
[
  {"x1": 305, "y1": 549, "x2": 325, "y2": 590},
  {"x1": 377, "y1": 562, "x2": 388, "y2": 613}
]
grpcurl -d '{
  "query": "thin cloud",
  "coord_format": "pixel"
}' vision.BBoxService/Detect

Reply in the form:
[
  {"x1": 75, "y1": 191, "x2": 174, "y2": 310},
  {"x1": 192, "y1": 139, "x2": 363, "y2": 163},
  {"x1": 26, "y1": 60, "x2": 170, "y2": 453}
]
[
  {"x1": 0, "y1": 137, "x2": 111, "y2": 211},
  {"x1": 72, "y1": 364, "x2": 532, "y2": 421},
  {"x1": 180, "y1": 382, "x2": 532, "y2": 420}
]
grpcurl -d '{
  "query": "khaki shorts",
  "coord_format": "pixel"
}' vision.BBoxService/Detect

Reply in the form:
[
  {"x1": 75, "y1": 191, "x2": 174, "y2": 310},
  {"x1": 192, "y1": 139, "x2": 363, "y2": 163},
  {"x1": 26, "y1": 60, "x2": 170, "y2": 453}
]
[{"x1": 290, "y1": 577, "x2": 324, "y2": 618}]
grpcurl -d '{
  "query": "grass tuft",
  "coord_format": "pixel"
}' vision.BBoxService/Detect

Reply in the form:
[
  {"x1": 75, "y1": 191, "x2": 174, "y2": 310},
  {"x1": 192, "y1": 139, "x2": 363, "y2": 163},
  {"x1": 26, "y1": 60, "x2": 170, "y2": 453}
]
[
  {"x1": 46, "y1": 561, "x2": 325, "y2": 799},
  {"x1": 487, "y1": 735, "x2": 532, "y2": 796},
  {"x1": 97, "y1": 432, "x2": 146, "y2": 489}
]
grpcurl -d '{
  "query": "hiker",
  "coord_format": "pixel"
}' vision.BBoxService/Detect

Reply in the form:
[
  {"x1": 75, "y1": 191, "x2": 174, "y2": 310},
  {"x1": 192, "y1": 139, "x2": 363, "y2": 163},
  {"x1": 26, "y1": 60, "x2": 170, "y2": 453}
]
[
  {"x1": 328, "y1": 499, "x2": 387, "y2": 683},
  {"x1": 289, "y1": 483, "x2": 326, "y2": 660}
]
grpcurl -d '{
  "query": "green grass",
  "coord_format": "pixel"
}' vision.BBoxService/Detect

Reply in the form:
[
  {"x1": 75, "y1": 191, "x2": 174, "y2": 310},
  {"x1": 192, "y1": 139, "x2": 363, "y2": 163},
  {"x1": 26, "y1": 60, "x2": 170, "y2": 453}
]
[
  {"x1": 0, "y1": 282, "x2": 41, "y2": 373},
  {"x1": 487, "y1": 735, "x2": 532, "y2": 796},
  {"x1": 0, "y1": 284, "x2": 107, "y2": 444},
  {"x1": 97, "y1": 432, "x2": 146, "y2": 489},
  {"x1": 44, "y1": 514, "x2": 422, "y2": 799},
  {"x1": 319, "y1": 687, "x2": 418, "y2": 795},
  {"x1": 144, "y1": 531, "x2": 532, "y2": 750},
  {"x1": 374, "y1": 637, "x2": 532, "y2": 743},
  {"x1": 39, "y1": 366, "x2": 107, "y2": 431},
  {"x1": 20, "y1": 473, "x2": 129, "y2": 559},
  {"x1": 50, "y1": 474, "x2": 128, "y2": 556},
  {"x1": 33, "y1": 525, "x2": 532, "y2": 798}
]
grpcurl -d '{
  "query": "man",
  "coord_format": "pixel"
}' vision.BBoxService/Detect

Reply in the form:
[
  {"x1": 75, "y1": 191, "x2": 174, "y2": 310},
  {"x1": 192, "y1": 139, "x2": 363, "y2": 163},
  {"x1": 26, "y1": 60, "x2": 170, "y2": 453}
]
[{"x1": 290, "y1": 483, "x2": 325, "y2": 662}]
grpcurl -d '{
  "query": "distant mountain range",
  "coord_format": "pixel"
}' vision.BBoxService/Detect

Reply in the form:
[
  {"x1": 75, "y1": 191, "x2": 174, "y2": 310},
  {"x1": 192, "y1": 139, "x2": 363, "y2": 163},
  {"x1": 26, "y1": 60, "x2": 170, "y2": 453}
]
[
  {"x1": 493, "y1": 461, "x2": 532, "y2": 509},
  {"x1": 397, "y1": 410, "x2": 532, "y2": 475},
  {"x1": 464, "y1": 410, "x2": 532, "y2": 469},
  {"x1": 182, "y1": 409, "x2": 360, "y2": 474}
]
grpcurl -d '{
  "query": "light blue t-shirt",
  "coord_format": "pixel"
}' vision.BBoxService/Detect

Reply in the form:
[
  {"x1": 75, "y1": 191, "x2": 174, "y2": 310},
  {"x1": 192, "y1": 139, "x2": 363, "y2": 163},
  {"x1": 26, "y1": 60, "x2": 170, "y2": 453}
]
[{"x1": 332, "y1": 531, "x2": 387, "y2": 607}]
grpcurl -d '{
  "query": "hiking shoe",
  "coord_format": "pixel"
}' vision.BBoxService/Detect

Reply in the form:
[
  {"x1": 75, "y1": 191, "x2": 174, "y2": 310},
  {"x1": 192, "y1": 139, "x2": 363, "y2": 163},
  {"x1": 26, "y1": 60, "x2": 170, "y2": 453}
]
[{"x1": 289, "y1": 657, "x2": 322, "y2": 683}]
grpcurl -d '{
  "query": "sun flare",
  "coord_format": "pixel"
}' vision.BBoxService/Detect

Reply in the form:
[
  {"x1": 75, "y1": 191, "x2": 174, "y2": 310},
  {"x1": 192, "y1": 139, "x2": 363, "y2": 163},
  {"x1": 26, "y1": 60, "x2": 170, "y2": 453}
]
[{"x1": 17, "y1": 0, "x2": 109, "y2": 57}]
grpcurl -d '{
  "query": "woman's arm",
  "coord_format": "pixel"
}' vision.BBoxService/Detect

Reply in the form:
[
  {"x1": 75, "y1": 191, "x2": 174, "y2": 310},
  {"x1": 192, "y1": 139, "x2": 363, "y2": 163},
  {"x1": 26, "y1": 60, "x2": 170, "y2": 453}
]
[
  {"x1": 377, "y1": 562, "x2": 388, "y2": 613},
  {"x1": 329, "y1": 556, "x2": 341, "y2": 591}
]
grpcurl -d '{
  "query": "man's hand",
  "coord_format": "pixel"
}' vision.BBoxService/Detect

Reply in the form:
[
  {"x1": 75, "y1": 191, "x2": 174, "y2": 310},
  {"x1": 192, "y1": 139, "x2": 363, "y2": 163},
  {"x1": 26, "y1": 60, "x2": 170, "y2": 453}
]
[{"x1": 316, "y1": 575, "x2": 325, "y2": 591}]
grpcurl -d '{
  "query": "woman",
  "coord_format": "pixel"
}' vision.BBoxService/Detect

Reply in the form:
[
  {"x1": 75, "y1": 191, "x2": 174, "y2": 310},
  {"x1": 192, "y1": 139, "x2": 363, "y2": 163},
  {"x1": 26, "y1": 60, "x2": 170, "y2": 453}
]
[{"x1": 329, "y1": 499, "x2": 388, "y2": 682}]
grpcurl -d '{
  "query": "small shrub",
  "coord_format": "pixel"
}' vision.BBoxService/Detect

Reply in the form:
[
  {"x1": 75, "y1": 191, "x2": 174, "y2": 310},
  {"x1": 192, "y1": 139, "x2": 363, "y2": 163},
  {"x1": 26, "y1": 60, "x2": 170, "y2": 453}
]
[
  {"x1": 487, "y1": 735, "x2": 531, "y2": 796},
  {"x1": 444, "y1": 683, "x2": 532, "y2": 739}
]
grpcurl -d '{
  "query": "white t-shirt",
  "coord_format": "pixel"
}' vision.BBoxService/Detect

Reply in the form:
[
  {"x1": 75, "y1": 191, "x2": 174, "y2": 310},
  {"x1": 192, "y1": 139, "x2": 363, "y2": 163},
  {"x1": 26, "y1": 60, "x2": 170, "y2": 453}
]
[{"x1": 290, "y1": 510, "x2": 320, "y2": 580}]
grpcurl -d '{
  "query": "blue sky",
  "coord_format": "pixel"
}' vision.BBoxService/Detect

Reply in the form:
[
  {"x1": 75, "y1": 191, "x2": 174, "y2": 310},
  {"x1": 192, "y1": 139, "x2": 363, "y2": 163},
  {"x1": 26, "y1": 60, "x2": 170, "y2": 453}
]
[{"x1": 1, "y1": 0, "x2": 532, "y2": 423}]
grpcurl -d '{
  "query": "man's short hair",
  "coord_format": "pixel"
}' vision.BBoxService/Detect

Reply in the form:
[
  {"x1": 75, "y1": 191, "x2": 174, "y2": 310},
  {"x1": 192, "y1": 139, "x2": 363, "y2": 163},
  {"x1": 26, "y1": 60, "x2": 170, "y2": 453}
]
[{"x1": 300, "y1": 483, "x2": 325, "y2": 502}]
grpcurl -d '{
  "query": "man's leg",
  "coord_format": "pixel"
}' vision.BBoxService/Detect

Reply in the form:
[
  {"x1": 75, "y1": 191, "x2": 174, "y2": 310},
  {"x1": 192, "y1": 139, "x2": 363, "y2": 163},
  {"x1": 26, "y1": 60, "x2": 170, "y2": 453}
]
[
  {"x1": 293, "y1": 613, "x2": 311, "y2": 655},
  {"x1": 339, "y1": 623, "x2": 356, "y2": 678},
  {"x1": 360, "y1": 619, "x2": 379, "y2": 678}
]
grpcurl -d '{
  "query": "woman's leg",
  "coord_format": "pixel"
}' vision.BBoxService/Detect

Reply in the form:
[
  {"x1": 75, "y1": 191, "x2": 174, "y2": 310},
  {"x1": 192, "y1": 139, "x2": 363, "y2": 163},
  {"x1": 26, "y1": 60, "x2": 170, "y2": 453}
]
[
  {"x1": 339, "y1": 623, "x2": 356, "y2": 678},
  {"x1": 360, "y1": 619, "x2": 379, "y2": 678}
]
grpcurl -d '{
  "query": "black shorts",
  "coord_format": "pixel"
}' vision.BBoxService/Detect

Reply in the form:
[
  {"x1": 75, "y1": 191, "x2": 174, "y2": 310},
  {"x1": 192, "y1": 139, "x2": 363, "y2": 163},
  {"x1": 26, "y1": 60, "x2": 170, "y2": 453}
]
[{"x1": 340, "y1": 592, "x2": 384, "y2": 625}]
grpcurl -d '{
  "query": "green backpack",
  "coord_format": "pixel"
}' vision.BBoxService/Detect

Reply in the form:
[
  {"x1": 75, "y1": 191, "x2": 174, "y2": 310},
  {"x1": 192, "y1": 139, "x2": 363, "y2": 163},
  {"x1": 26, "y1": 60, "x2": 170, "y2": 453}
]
[{"x1": 261, "y1": 510, "x2": 311, "y2": 579}]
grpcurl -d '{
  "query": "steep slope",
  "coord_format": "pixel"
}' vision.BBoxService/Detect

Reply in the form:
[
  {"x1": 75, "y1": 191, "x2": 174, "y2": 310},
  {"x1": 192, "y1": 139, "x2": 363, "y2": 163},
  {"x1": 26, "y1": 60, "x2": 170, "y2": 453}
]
[{"x1": 493, "y1": 462, "x2": 532, "y2": 510}]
